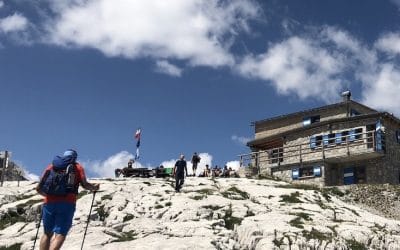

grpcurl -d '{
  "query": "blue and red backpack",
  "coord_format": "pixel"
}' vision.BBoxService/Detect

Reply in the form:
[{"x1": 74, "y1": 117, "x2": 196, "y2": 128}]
[{"x1": 39, "y1": 155, "x2": 78, "y2": 196}]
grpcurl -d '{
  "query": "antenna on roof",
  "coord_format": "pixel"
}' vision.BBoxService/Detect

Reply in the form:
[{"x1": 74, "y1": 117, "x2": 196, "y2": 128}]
[{"x1": 341, "y1": 90, "x2": 351, "y2": 102}]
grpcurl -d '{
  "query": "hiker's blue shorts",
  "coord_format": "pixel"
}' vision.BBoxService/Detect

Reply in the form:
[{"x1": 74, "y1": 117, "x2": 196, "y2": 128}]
[{"x1": 42, "y1": 202, "x2": 76, "y2": 236}]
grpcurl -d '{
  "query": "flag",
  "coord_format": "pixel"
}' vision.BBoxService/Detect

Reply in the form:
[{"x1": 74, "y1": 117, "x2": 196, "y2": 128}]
[
  {"x1": 135, "y1": 129, "x2": 141, "y2": 140},
  {"x1": 134, "y1": 128, "x2": 141, "y2": 160}
]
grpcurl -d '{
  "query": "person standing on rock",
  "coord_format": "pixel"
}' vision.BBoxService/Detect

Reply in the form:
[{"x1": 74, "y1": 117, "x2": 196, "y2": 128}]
[
  {"x1": 174, "y1": 154, "x2": 188, "y2": 192},
  {"x1": 36, "y1": 149, "x2": 100, "y2": 250},
  {"x1": 191, "y1": 152, "x2": 201, "y2": 176}
]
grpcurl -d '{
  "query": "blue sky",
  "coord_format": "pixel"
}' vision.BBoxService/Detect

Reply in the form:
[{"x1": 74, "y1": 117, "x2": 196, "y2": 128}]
[{"x1": 1, "y1": 0, "x2": 400, "y2": 179}]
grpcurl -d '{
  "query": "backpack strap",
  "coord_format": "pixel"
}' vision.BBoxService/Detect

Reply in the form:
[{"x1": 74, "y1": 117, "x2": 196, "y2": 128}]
[
  {"x1": 67, "y1": 163, "x2": 79, "y2": 194},
  {"x1": 38, "y1": 168, "x2": 52, "y2": 190}
]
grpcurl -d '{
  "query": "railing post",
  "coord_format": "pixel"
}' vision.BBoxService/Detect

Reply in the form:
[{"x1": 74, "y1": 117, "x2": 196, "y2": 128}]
[
  {"x1": 346, "y1": 136, "x2": 350, "y2": 155},
  {"x1": 299, "y1": 145, "x2": 302, "y2": 163},
  {"x1": 372, "y1": 131, "x2": 376, "y2": 151},
  {"x1": 1, "y1": 151, "x2": 8, "y2": 187}
]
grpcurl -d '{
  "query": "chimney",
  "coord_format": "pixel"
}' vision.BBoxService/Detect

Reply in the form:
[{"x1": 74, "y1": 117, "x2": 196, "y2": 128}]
[{"x1": 341, "y1": 90, "x2": 351, "y2": 102}]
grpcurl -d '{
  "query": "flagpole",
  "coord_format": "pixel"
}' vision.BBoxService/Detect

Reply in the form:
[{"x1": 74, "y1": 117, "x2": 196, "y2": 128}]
[{"x1": 134, "y1": 128, "x2": 141, "y2": 166}]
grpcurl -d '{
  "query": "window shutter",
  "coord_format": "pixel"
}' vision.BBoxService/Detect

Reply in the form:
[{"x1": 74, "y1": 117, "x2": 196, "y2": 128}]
[
  {"x1": 323, "y1": 135, "x2": 329, "y2": 146},
  {"x1": 303, "y1": 117, "x2": 311, "y2": 126},
  {"x1": 292, "y1": 168, "x2": 299, "y2": 180},
  {"x1": 376, "y1": 130, "x2": 383, "y2": 151},
  {"x1": 349, "y1": 129, "x2": 356, "y2": 142},
  {"x1": 310, "y1": 136, "x2": 316, "y2": 149},
  {"x1": 313, "y1": 166, "x2": 321, "y2": 177},
  {"x1": 376, "y1": 120, "x2": 382, "y2": 131},
  {"x1": 335, "y1": 132, "x2": 342, "y2": 144}
]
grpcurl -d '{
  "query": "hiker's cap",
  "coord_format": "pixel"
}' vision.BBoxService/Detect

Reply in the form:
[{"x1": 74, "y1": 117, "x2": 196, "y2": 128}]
[{"x1": 63, "y1": 149, "x2": 78, "y2": 160}]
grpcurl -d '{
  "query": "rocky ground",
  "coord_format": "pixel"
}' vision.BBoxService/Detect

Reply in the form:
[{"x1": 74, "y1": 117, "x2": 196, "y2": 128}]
[
  {"x1": 1, "y1": 177, "x2": 400, "y2": 249},
  {"x1": 339, "y1": 184, "x2": 400, "y2": 221}
]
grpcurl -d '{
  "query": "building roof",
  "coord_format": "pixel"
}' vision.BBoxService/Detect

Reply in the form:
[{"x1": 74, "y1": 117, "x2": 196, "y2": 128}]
[{"x1": 251, "y1": 100, "x2": 377, "y2": 126}]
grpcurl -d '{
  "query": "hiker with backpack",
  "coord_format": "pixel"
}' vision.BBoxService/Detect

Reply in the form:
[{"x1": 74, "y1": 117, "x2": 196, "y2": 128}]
[
  {"x1": 173, "y1": 154, "x2": 188, "y2": 192},
  {"x1": 36, "y1": 149, "x2": 100, "y2": 250},
  {"x1": 191, "y1": 152, "x2": 201, "y2": 176}
]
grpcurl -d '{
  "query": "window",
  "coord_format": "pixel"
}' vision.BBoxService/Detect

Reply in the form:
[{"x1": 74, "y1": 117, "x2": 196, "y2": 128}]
[
  {"x1": 315, "y1": 135, "x2": 323, "y2": 147},
  {"x1": 366, "y1": 124, "x2": 376, "y2": 148},
  {"x1": 366, "y1": 124, "x2": 376, "y2": 132},
  {"x1": 292, "y1": 166, "x2": 322, "y2": 180},
  {"x1": 303, "y1": 115, "x2": 320, "y2": 126},
  {"x1": 354, "y1": 128, "x2": 363, "y2": 140},
  {"x1": 310, "y1": 135, "x2": 323, "y2": 149},
  {"x1": 300, "y1": 167, "x2": 314, "y2": 177},
  {"x1": 328, "y1": 133, "x2": 336, "y2": 145},
  {"x1": 396, "y1": 130, "x2": 400, "y2": 144},
  {"x1": 341, "y1": 131, "x2": 349, "y2": 142},
  {"x1": 355, "y1": 167, "x2": 366, "y2": 184},
  {"x1": 271, "y1": 148, "x2": 283, "y2": 163}
]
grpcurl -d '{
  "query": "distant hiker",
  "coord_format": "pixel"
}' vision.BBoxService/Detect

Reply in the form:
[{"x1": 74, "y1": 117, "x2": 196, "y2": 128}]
[
  {"x1": 115, "y1": 160, "x2": 135, "y2": 177},
  {"x1": 191, "y1": 152, "x2": 201, "y2": 176},
  {"x1": 36, "y1": 149, "x2": 100, "y2": 250},
  {"x1": 173, "y1": 154, "x2": 188, "y2": 192}
]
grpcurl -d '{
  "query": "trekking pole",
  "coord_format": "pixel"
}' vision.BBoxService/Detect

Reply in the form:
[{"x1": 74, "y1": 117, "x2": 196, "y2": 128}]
[
  {"x1": 32, "y1": 204, "x2": 43, "y2": 250},
  {"x1": 80, "y1": 191, "x2": 96, "y2": 250}
]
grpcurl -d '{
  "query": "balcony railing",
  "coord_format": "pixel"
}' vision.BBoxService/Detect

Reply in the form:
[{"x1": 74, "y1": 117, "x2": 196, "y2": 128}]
[{"x1": 239, "y1": 131, "x2": 385, "y2": 170}]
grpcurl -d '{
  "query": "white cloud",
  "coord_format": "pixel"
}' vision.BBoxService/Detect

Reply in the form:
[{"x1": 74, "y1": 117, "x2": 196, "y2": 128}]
[
  {"x1": 375, "y1": 32, "x2": 400, "y2": 56},
  {"x1": 226, "y1": 160, "x2": 240, "y2": 171},
  {"x1": 238, "y1": 35, "x2": 345, "y2": 103},
  {"x1": 83, "y1": 151, "x2": 139, "y2": 178},
  {"x1": 236, "y1": 26, "x2": 398, "y2": 112},
  {"x1": 231, "y1": 135, "x2": 251, "y2": 145},
  {"x1": 159, "y1": 159, "x2": 177, "y2": 170},
  {"x1": 361, "y1": 64, "x2": 400, "y2": 114},
  {"x1": 23, "y1": 169, "x2": 40, "y2": 182},
  {"x1": 0, "y1": 1, "x2": 4, "y2": 9},
  {"x1": 321, "y1": 27, "x2": 362, "y2": 53},
  {"x1": 160, "y1": 152, "x2": 213, "y2": 176},
  {"x1": 0, "y1": 13, "x2": 29, "y2": 33},
  {"x1": 194, "y1": 153, "x2": 213, "y2": 176},
  {"x1": 155, "y1": 60, "x2": 182, "y2": 77},
  {"x1": 46, "y1": 0, "x2": 260, "y2": 67}
]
